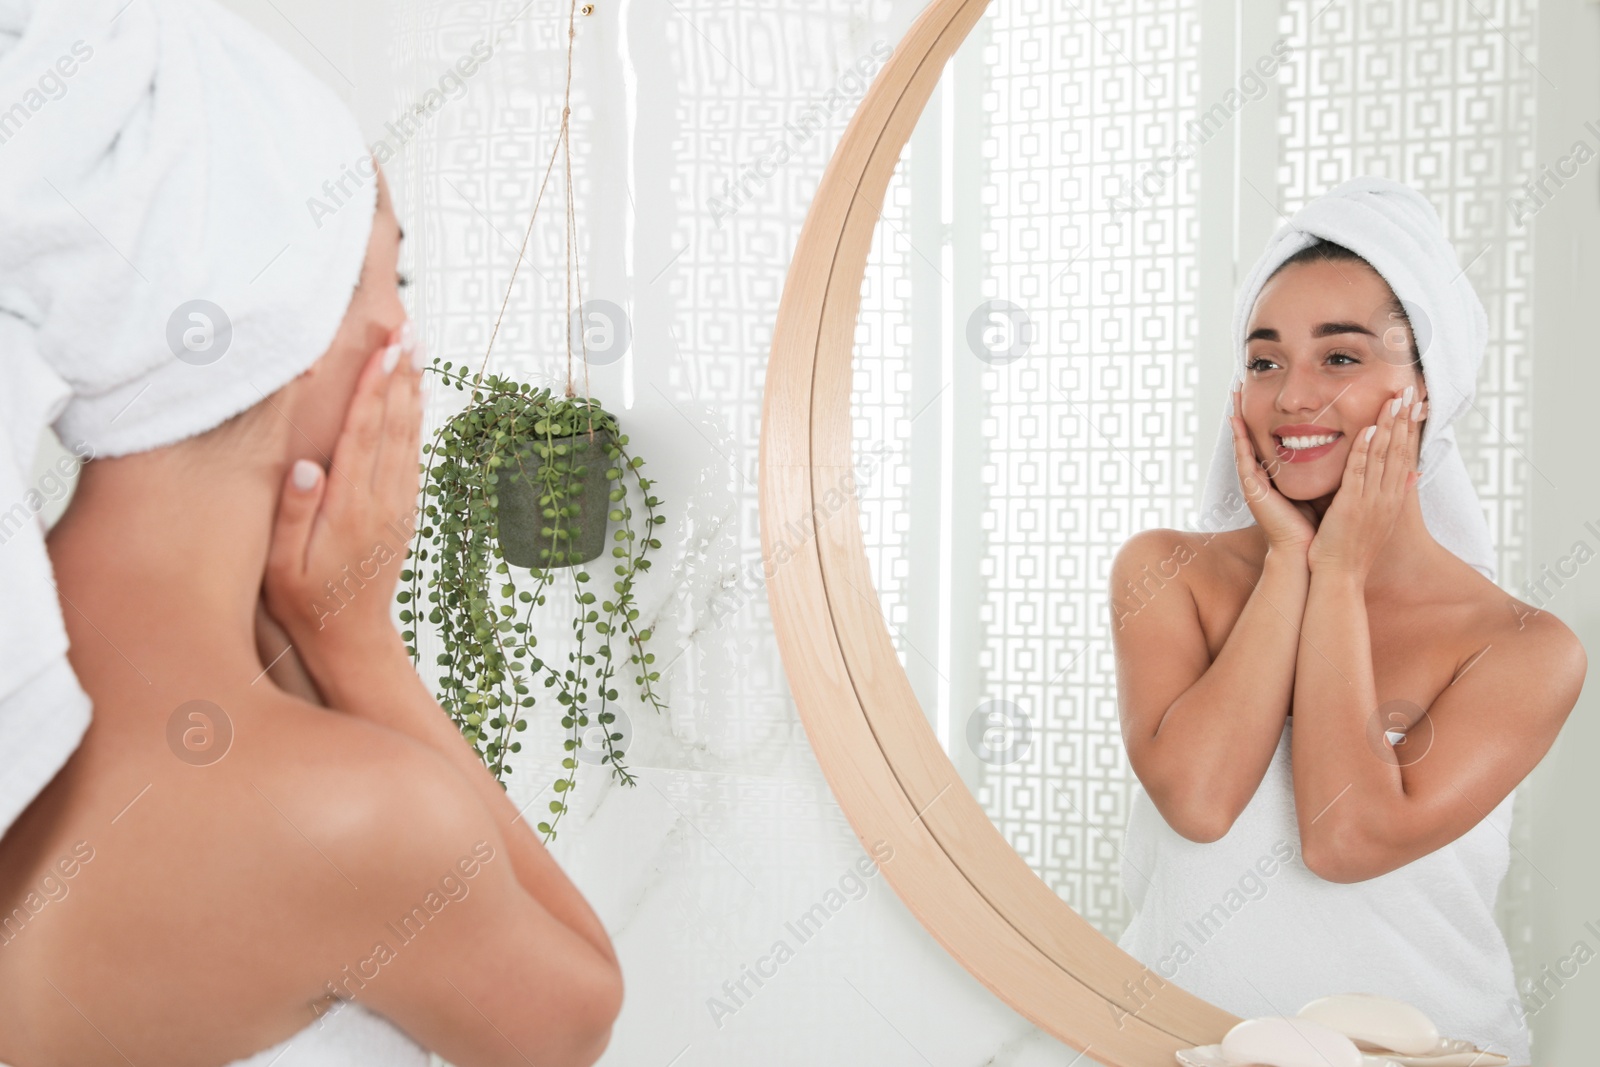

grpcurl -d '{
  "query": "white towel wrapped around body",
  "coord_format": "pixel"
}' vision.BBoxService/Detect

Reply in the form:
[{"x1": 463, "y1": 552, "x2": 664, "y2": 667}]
[
  {"x1": 0, "y1": 0, "x2": 376, "y2": 840},
  {"x1": 1117, "y1": 721, "x2": 1531, "y2": 1065},
  {"x1": 1132, "y1": 177, "x2": 1530, "y2": 1064}
]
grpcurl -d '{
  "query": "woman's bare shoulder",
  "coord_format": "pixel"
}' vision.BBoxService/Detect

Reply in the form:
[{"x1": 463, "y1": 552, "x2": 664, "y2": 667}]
[
  {"x1": 1475, "y1": 586, "x2": 1588, "y2": 697},
  {"x1": 207, "y1": 695, "x2": 498, "y2": 933},
  {"x1": 1122, "y1": 524, "x2": 1262, "y2": 556},
  {"x1": 0, "y1": 691, "x2": 488, "y2": 1062},
  {"x1": 1112, "y1": 525, "x2": 1262, "y2": 592},
  {"x1": 1405, "y1": 559, "x2": 1579, "y2": 656}
]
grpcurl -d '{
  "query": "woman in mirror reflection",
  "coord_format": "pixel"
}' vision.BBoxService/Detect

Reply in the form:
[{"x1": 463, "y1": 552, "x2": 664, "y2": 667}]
[{"x1": 1108, "y1": 176, "x2": 1585, "y2": 1067}]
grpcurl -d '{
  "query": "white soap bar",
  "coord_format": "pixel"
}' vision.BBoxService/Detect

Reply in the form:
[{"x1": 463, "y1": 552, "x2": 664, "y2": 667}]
[
  {"x1": 1297, "y1": 992, "x2": 1440, "y2": 1055},
  {"x1": 1220, "y1": 1016, "x2": 1363, "y2": 1067}
]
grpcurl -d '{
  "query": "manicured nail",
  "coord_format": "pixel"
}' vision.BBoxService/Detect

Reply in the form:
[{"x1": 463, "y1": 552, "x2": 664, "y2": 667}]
[
  {"x1": 292, "y1": 458, "x2": 321, "y2": 490},
  {"x1": 1365, "y1": 425, "x2": 1377, "y2": 442},
  {"x1": 1390, "y1": 397, "x2": 1402, "y2": 417},
  {"x1": 410, "y1": 339, "x2": 426, "y2": 372},
  {"x1": 1411, "y1": 401, "x2": 1422, "y2": 421},
  {"x1": 382, "y1": 343, "x2": 401, "y2": 373},
  {"x1": 1402, "y1": 385, "x2": 1414, "y2": 406},
  {"x1": 400, "y1": 319, "x2": 416, "y2": 355}
]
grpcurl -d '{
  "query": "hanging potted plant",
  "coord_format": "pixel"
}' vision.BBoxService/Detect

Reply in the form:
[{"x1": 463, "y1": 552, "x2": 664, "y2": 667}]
[{"x1": 401, "y1": 0, "x2": 665, "y2": 843}]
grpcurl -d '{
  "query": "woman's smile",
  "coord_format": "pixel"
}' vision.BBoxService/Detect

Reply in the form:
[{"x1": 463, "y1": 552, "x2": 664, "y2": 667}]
[{"x1": 1273, "y1": 429, "x2": 1345, "y2": 463}]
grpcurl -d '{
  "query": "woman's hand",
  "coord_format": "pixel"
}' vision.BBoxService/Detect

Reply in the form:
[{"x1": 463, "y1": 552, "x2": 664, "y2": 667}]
[
  {"x1": 262, "y1": 326, "x2": 424, "y2": 687},
  {"x1": 1231, "y1": 382, "x2": 1320, "y2": 557},
  {"x1": 1307, "y1": 387, "x2": 1426, "y2": 577}
]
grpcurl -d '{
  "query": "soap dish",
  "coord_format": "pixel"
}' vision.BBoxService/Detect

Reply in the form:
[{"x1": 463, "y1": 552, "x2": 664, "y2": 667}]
[
  {"x1": 1348, "y1": 1040, "x2": 1509, "y2": 1067},
  {"x1": 1175, "y1": 1047, "x2": 1400, "y2": 1067},
  {"x1": 1174, "y1": 1042, "x2": 1510, "y2": 1067}
]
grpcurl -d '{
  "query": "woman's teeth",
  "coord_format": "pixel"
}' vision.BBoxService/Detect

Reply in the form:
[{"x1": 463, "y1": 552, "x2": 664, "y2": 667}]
[{"x1": 1278, "y1": 433, "x2": 1341, "y2": 450}]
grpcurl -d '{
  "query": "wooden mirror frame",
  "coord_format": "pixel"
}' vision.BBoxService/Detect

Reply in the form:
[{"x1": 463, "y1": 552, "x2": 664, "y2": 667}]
[{"x1": 757, "y1": 0, "x2": 1243, "y2": 1062}]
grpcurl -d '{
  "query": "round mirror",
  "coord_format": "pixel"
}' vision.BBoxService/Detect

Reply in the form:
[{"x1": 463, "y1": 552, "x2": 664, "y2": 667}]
[
  {"x1": 764, "y1": 0, "x2": 1571, "y2": 1064},
  {"x1": 761, "y1": 0, "x2": 1231, "y2": 1061}
]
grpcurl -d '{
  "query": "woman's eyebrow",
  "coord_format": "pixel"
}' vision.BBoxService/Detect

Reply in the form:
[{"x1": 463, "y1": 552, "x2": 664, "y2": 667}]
[{"x1": 1246, "y1": 321, "x2": 1378, "y2": 343}]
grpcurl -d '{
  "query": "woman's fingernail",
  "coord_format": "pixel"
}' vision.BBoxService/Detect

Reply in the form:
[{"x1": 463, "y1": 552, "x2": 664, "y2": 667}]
[
  {"x1": 382, "y1": 343, "x2": 401, "y2": 373},
  {"x1": 400, "y1": 319, "x2": 416, "y2": 354},
  {"x1": 1389, "y1": 397, "x2": 1402, "y2": 417},
  {"x1": 1402, "y1": 385, "x2": 1414, "y2": 406},
  {"x1": 1365, "y1": 425, "x2": 1378, "y2": 442},
  {"x1": 410, "y1": 339, "x2": 427, "y2": 372},
  {"x1": 292, "y1": 458, "x2": 321, "y2": 490},
  {"x1": 1411, "y1": 401, "x2": 1423, "y2": 421}
]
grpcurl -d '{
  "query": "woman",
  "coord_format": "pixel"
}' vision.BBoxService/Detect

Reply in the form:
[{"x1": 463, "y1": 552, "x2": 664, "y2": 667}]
[
  {"x1": 1108, "y1": 178, "x2": 1584, "y2": 1065},
  {"x1": 0, "y1": 3, "x2": 622, "y2": 1065},
  {"x1": 0, "y1": 170, "x2": 624, "y2": 1067}
]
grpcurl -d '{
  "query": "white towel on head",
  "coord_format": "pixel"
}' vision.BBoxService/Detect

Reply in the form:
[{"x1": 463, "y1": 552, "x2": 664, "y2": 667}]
[
  {"x1": 1193, "y1": 175, "x2": 1498, "y2": 583},
  {"x1": 0, "y1": 0, "x2": 376, "y2": 840}
]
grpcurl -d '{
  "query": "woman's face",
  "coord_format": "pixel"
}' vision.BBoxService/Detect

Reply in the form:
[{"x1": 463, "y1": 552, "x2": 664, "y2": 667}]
[
  {"x1": 1239, "y1": 257, "x2": 1426, "y2": 501},
  {"x1": 282, "y1": 163, "x2": 408, "y2": 467}
]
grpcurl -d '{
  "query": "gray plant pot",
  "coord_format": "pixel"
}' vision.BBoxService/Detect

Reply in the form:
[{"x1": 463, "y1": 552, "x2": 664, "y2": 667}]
[{"x1": 496, "y1": 428, "x2": 614, "y2": 569}]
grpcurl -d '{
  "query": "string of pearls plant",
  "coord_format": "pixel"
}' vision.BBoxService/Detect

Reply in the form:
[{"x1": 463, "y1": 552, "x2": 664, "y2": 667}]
[{"x1": 401, "y1": 0, "x2": 664, "y2": 842}]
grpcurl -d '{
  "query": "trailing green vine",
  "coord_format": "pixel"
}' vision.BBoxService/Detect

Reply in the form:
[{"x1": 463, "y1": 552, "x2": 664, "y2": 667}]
[{"x1": 401, "y1": 360, "x2": 665, "y2": 842}]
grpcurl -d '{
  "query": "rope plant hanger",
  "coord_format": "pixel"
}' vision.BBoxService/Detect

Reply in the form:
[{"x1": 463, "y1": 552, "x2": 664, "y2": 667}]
[
  {"x1": 404, "y1": 0, "x2": 666, "y2": 842},
  {"x1": 478, "y1": 0, "x2": 591, "y2": 405}
]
